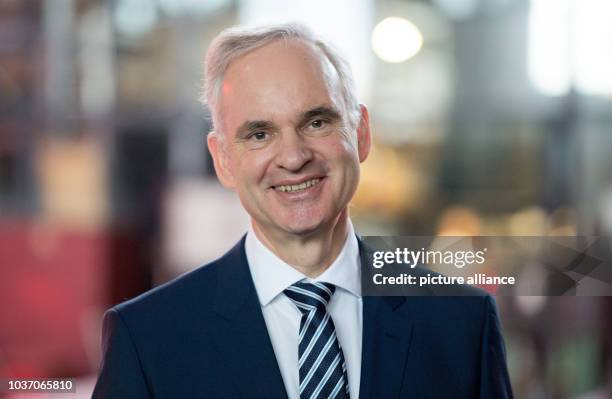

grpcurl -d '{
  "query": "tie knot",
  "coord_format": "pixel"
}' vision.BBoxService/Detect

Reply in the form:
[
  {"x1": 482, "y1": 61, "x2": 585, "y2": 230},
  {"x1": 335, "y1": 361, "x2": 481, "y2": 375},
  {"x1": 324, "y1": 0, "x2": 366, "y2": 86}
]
[{"x1": 284, "y1": 281, "x2": 336, "y2": 314}]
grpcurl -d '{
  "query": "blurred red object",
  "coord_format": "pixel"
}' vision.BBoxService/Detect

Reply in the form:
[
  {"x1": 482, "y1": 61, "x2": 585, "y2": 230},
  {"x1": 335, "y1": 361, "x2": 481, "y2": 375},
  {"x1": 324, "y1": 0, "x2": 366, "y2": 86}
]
[{"x1": 0, "y1": 220, "x2": 108, "y2": 378}]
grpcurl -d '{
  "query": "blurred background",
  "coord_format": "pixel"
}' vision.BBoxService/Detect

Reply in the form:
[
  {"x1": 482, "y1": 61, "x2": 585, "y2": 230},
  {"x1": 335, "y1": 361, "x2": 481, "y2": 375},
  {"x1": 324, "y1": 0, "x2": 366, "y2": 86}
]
[{"x1": 0, "y1": 0, "x2": 611, "y2": 397}]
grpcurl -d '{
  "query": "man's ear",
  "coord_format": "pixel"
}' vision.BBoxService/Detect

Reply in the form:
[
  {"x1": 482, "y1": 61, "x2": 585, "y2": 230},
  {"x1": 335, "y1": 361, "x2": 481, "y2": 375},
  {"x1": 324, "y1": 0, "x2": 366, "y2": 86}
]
[
  {"x1": 356, "y1": 104, "x2": 372, "y2": 163},
  {"x1": 207, "y1": 131, "x2": 236, "y2": 189}
]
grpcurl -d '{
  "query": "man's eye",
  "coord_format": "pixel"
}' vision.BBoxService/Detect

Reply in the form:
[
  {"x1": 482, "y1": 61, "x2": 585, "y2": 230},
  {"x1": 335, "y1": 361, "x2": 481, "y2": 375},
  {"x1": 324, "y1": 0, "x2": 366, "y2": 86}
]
[
  {"x1": 310, "y1": 119, "x2": 326, "y2": 129},
  {"x1": 250, "y1": 131, "x2": 268, "y2": 141}
]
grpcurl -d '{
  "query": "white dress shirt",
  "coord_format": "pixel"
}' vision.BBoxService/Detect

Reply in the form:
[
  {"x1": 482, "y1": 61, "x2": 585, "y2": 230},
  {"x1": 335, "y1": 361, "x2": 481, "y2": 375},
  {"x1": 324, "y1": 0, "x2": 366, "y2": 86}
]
[{"x1": 245, "y1": 222, "x2": 363, "y2": 399}]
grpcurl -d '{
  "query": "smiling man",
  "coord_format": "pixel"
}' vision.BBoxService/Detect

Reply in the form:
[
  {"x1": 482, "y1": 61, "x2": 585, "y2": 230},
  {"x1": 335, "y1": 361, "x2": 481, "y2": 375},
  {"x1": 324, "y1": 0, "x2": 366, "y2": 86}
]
[
  {"x1": 93, "y1": 24, "x2": 513, "y2": 399},
  {"x1": 207, "y1": 32, "x2": 369, "y2": 278}
]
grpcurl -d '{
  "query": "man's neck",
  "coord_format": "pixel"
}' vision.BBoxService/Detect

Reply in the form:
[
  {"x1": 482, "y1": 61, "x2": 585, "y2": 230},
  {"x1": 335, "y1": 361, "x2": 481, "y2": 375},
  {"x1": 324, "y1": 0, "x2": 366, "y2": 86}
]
[{"x1": 251, "y1": 210, "x2": 350, "y2": 278}]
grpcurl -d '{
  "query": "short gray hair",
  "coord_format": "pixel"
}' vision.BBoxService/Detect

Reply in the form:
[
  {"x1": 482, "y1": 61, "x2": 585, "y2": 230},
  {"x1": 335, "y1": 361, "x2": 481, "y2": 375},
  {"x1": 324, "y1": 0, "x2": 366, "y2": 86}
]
[{"x1": 202, "y1": 23, "x2": 360, "y2": 133}]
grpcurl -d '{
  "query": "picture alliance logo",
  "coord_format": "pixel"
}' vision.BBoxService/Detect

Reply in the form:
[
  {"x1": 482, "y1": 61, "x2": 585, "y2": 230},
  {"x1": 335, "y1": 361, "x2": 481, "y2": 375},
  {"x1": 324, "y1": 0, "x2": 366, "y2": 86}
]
[{"x1": 372, "y1": 247, "x2": 488, "y2": 269}]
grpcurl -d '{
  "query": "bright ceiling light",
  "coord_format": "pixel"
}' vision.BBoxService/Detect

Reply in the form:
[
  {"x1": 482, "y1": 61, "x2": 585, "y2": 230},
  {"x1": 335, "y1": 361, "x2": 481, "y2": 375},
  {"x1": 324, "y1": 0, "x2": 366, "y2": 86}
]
[{"x1": 371, "y1": 17, "x2": 423, "y2": 63}]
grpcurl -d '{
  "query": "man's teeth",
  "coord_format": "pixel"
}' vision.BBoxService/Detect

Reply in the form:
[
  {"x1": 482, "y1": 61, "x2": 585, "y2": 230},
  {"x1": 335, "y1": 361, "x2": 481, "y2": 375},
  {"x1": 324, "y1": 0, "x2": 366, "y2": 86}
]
[{"x1": 275, "y1": 178, "x2": 321, "y2": 193}]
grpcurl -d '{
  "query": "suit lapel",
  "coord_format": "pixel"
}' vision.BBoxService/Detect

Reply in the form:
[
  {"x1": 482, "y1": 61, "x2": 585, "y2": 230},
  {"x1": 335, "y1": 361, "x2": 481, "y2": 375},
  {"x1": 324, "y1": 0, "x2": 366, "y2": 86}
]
[
  {"x1": 211, "y1": 238, "x2": 288, "y2": 399},
  {"x1": 358, "y1": 239, "x2": 414, "y2": 399}
]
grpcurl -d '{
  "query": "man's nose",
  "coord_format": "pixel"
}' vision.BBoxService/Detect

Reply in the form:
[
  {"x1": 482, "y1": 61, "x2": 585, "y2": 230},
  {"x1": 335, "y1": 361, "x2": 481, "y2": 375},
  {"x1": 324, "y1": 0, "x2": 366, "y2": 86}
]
[{"x1": 274, "y1": 131, "x2": 314, "y2": 172}]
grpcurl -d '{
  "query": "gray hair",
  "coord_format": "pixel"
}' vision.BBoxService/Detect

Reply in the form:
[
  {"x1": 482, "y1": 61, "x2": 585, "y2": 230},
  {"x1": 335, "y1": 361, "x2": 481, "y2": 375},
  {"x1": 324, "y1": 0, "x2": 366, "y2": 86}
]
[{"x1": 201, "y1": 23, "x2": 360, "y2": 133}]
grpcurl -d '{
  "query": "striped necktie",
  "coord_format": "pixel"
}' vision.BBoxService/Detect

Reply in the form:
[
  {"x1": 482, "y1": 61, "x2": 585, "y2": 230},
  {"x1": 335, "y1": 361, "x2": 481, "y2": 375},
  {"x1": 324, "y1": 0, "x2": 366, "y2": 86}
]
[{"x1": 284, "y1": 281, "x2": 350, "y2": 399}]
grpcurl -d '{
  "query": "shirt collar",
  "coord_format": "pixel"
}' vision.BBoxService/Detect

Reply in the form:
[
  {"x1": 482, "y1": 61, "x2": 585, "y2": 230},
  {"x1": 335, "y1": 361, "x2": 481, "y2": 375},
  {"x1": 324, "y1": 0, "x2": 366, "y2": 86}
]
[{"x1": 245, "y1": 221, "x2": 362, "y2": 307}]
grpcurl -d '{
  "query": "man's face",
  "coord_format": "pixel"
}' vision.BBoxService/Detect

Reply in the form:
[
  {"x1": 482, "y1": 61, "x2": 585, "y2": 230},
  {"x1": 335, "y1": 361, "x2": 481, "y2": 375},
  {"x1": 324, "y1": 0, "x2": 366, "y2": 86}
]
[{"x1": 208, "y1": 39, "x2": 370, "y2": 238}]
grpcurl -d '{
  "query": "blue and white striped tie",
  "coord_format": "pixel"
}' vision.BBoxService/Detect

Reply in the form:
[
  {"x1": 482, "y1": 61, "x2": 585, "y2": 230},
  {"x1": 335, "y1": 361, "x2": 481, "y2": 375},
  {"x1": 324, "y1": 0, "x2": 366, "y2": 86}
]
[{"x1": 284, "y1": 281, "x2": 350, "y2": 399}]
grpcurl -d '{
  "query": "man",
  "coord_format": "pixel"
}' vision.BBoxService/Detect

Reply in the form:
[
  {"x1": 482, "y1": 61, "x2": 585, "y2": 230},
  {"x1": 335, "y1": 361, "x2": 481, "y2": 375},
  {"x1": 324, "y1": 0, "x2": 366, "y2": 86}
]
[{"x1": 93, "y1": 24, "x2": 513, "y2": 398}]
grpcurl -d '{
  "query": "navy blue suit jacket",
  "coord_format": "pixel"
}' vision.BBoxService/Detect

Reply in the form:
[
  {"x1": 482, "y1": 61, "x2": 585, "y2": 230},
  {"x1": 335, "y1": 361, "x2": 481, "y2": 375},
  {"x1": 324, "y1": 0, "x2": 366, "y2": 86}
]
[{"x1": 92, "y1": 237, "x2": 514, "y2": 398}]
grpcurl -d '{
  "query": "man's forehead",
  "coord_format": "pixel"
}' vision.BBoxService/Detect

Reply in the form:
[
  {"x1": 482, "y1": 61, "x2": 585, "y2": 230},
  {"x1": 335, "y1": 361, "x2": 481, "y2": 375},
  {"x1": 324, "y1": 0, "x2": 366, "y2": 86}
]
[
  {"x1": 218, "y1": 38, "x2": 343, "y2": 131},
  {"x1": 226, "y1": 38, "x2": 331, "y2": 78},
  {"x1": 224, "y1": 40, "x2": 340, "y2": 96}
]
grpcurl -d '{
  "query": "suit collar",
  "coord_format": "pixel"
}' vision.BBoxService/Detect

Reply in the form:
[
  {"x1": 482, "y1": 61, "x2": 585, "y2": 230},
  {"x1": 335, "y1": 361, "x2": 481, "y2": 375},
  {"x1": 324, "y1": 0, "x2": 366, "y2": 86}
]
[
  {"x1": 357, "y1": 236, "x2": 406, "y2": 310},
  {"x1": 245, "y1": 222, "x2": 362, "y2": 307},
  {"x1": 357, "y1": 237, "x2": 414, "y2": 399},
  {"x1": 212, "y1": 235, "x2": 256, "y2": 320},
  {"x1": 212, "y1": 233, "x2": 365, "y2": 317}
]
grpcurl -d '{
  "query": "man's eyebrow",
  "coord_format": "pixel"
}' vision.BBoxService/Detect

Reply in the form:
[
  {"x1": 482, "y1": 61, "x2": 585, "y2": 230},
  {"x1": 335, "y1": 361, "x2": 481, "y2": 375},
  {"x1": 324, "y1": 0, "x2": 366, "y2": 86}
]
[
  {"x1": 301, "y1": 106, "x2": 342, "y2": 124},
  {"x1": 235, "y1": 120, "x2": 276, "y2": 138}
]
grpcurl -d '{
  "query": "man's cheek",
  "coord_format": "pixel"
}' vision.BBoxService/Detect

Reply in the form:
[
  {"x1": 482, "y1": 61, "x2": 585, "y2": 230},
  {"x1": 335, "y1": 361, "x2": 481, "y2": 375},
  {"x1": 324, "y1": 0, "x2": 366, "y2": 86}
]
[
  {"x1": 318, "y1": 136, "x2": 352, "y2": 156},
  {"x1": 332, "y1": 134, "x2": 359, "y2": 154}
]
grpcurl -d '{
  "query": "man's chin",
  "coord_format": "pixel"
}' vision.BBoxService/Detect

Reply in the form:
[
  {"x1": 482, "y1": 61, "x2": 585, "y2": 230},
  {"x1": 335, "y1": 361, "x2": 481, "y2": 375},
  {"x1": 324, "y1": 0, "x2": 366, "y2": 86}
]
[
  {"x1": 268, "y1": 205, "x2": 349, "y2": 237},
  {"x1": 268, "y1": 213, "x2": 332, "y2": 237},
  {"x1": 279, "y1": 220, "x2": 323, "y2": 236}
]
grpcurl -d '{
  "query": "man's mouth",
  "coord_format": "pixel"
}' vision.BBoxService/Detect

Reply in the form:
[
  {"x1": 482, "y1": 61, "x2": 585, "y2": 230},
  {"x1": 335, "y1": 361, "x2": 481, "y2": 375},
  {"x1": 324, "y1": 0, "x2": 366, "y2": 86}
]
[{"x1": 273, "y1": 178, "x2": 322, "y2": 193}]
